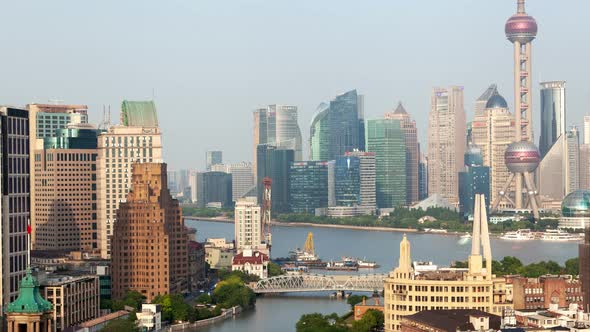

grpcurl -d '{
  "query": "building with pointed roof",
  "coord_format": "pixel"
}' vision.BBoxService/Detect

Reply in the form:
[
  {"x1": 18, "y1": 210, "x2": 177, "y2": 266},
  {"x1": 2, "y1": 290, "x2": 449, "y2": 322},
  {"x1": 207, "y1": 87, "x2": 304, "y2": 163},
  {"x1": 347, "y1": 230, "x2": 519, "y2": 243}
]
[
  {"x1": 386, "y1": 102, "x2": 419, "y2": 204},
  {"x1": 4, "y1": 269, "x2": 53, "y2": 332},
  {"x1": 384, "y1": 194, "x2": 512, "y2": 331}
]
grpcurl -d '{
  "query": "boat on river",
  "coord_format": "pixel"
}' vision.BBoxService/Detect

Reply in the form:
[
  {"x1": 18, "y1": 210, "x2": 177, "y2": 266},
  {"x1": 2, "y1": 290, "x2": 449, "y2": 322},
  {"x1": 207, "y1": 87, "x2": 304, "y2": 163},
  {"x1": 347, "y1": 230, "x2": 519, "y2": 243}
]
[
  {"x1": 540, "y1": 229, "x2": 579, "y2": 242},
  {"x1": 500, "y1": 229, "x2": 535, "y2": 241}
]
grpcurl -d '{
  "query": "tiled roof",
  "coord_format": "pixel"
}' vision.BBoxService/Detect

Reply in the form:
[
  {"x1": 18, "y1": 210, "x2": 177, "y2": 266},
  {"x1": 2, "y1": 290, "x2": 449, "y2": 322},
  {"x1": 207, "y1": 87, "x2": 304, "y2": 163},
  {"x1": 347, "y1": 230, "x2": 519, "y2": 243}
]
[
  {"x1": 403, "y1": 309, "x2": 501, "y2": 331},
  {"x1": 232, "y1": 251, "x2": 269, "y2": 265}
]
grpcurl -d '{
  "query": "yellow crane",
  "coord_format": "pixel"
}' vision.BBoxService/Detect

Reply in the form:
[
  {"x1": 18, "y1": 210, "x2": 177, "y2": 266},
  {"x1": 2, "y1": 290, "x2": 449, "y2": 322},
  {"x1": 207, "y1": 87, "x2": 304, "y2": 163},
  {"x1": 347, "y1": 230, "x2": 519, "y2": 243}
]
[{"x1": 303, "y1": 232, "x2": 315, "y2": 256}]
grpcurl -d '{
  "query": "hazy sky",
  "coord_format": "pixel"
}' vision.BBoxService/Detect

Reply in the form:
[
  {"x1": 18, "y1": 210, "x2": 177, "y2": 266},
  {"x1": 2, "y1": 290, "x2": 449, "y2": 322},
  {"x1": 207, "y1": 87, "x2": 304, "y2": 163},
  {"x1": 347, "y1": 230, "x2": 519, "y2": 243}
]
[{"x1": 1, "y1": 0, "x2": 589, "y2": 170}]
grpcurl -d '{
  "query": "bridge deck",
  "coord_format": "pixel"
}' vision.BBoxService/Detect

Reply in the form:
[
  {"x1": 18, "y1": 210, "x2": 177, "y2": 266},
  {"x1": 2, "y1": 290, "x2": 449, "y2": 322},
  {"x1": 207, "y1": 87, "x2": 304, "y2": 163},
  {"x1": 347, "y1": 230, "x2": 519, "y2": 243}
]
[{"x1": 253, "y1": 273, "x2": 387, "y2": 293}]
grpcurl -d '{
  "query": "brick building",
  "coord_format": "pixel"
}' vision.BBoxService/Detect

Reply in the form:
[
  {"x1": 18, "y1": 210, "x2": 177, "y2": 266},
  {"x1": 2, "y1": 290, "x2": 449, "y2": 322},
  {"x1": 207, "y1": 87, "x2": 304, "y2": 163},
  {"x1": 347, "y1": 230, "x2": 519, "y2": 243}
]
[
  {"x1": 111, "y1": 163, "x2": 188, "y2": 301},
  {"x1": 508, "y1": 275, "x2": 583, "y2": 310},
  {"x1": 354, "y1": 297, "x2": 384, "y2": 321}
]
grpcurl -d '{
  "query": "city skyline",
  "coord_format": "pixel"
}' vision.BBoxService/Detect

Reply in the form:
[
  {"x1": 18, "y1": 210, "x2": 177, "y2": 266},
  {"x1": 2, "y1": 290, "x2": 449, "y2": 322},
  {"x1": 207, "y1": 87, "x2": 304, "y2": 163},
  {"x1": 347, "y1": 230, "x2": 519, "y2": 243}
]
[{"x1": 2, "y1": 1, "x2": 590, "y2": 169}]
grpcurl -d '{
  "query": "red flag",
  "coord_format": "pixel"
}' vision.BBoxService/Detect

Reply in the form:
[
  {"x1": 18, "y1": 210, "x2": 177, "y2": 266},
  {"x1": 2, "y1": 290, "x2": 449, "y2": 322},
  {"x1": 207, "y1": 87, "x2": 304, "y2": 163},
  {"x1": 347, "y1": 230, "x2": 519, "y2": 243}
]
[{"x1": 27, "y1": 224, "x2": 31, "y2": 234}]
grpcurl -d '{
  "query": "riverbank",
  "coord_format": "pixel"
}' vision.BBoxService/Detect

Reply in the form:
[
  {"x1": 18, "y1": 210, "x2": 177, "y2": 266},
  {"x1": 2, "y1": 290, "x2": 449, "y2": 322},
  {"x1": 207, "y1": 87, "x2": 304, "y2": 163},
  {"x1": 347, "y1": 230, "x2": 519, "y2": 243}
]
[{"x1": 165, "y1": 306, "x2": 241, "y2": 331}]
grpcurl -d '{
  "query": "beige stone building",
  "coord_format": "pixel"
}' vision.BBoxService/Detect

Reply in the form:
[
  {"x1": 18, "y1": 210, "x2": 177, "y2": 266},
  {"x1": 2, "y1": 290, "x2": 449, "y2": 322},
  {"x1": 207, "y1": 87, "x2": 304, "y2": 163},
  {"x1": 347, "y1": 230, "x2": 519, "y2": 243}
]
[
  {"x1": 110, "y1": 163, "x2": 188, "y2": 302},
  {"x1": 234, "y1": 198, "x2": 263, "y2": 253},
  {"x1": 471, "y1": 89, "x2": 515, "y2": 209},
  {"x1": 384, "y1": 195, "x2": 511, "y2": 331},
  {"x1": 39, "y1": 274, "x2": 100, "y2": 332},
  {"x1": 97, "y1": 125, "x2": 162, "y2": 258},
  {"x1": 427, "y1": 86, "x2": 466, "y2": 204}
]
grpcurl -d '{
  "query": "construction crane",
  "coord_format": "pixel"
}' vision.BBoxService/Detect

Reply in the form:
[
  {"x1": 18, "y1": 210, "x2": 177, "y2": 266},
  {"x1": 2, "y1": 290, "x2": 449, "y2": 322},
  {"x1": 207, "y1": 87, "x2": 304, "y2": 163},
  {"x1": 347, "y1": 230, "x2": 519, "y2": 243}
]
[
  {"x1": 262, "y1": 177, "x2": 272, "y2": 249},
  {"x1": 303, "y1": 232, "x2": 315, "y2": 256}
]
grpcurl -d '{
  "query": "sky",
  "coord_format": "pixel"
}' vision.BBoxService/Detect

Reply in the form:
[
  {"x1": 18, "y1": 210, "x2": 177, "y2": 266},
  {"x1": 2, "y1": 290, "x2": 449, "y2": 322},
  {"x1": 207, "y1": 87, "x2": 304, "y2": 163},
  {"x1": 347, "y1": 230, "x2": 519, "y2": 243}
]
[{"x1": 1, "y1": 0, "x2": 589, "y2": 170}]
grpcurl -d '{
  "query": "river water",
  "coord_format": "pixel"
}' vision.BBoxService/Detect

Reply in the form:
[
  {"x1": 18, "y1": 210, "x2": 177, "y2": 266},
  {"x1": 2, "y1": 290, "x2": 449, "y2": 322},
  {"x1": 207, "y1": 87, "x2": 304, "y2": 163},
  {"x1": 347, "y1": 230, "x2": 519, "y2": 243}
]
[{"x1": 185, "y1": 219, "x2": 579, "y2": 331}]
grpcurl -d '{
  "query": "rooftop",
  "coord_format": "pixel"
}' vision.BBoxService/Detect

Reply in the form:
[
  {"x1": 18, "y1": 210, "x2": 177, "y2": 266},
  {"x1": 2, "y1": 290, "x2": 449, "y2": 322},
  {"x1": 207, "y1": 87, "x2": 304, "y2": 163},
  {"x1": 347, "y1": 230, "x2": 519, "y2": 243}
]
[
  {"x1": 77, "y1": 310, "x2": 130, "y2": 328},
  {"x1": 402, "y1": 309, "x2": 501, "y2": 331},
  {"x1": 120, "y1": 100, "x2": 159, "y2": 127}
]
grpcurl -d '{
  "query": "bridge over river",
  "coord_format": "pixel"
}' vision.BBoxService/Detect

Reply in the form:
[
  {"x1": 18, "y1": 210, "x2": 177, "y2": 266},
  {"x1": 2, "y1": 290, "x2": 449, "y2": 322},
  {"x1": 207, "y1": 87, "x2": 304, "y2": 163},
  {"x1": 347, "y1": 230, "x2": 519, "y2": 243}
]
[{"x1": 252, "y1": 273, "x2": 387, "y2": 294}]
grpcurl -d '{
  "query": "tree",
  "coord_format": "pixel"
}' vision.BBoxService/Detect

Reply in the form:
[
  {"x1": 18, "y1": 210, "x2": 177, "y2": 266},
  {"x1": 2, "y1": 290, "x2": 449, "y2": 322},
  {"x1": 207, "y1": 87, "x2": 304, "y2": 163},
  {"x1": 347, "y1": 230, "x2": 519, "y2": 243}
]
[
  {"x1": 347, "y1": 295, "x2": 365, "y2": 309},
  {"x1": 268, "y1": 262, "x2": 285, "y2": 277},
  {"x1": 351, "y1": 309, "x2": 384, "y2": 332},
  {"x1": 213, "y1": 276, "x2": 256, "y2": 309},
  {"x1": 100, "y1": 318, "x2": 139, "y2": 332},
  {"x1": 152, "y1": 294, "x2": 192, "y2": 322},
  {"x1": 196, "y1": 293, "x2": 212, "y2": 304},
  {"x1": 296, "y1": 313, "x2": 347, "y2": 332},
  {"x1": 565, "y1": 258, "x2": 579, "y2": 276},
  {"x1": 111, "y1": 291, "x2": 145, "y2": 311}
]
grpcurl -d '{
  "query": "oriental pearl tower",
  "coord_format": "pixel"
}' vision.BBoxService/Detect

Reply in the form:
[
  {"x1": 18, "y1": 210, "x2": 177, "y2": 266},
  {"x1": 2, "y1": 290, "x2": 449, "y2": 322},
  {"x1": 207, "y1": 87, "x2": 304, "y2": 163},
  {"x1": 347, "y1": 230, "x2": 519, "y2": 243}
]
[{"x1": 492, "y1": 0, "x2": 541, "y2": 219}]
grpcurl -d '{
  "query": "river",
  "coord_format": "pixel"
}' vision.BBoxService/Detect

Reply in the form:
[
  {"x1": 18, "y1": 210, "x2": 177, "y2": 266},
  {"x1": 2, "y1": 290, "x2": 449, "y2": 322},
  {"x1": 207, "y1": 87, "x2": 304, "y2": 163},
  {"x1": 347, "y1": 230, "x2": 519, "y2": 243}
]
[{"x1": 185, "y1": 219, "x2": 579, "y2": 331}]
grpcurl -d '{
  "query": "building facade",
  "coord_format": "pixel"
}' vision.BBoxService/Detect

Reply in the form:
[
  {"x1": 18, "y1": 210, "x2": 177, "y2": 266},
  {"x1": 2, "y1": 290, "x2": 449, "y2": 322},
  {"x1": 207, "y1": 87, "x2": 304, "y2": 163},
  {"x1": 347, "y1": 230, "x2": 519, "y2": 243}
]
[
  {"x1": 418, "y1": 153, "x2": 428, "y2": 200},
  {"x1": 385, "y1": 103, "x2": 419, "y2": 204},
  {"x1": 333, "y1": 151, "x2": 376, "y2": 210},
  {"x1": 559, "y1": 190, "x2": 590, "y2": 229},
  {"x1": 384, "y1": 195, "x2": 511, "y2": 331},
  {"x1": 97, "y1": 124, "x2": 162, "y2": 258},
  {"x1": 427, "y1": 86, "x2": 466, "y2": 204},
  {"x1": 471, "y1": 89, "x2": 514, "y2": 208},
  {"x1": 230, "y1": 162, "x2": 254, "y2": 202},
  {"x1": 0, "y1": 107, "x2": 31, "y2": 309},
  {"x1": 309, "y1": 103, "x2": 331, "y2": 161},
  {"x1": 231, "y1": 250, "x2": 269, "y2": 279},
  {"x1": 234, "y1": 199, "x2": 262, "y2": 251},
  {"x1": 366, "y1": 119, "x2": 406, "y2": 208},
  {"x1": 538, "y1": 127, "x2": 580, "y2": 202},
  {"x1": 458, "y1": 145, "x2": 490, "y2": 218},
  {"x1": 111, "y1": 163, "x2": 188, "y2": 301},
  {"x1": 34, "y1": 127, "x2": 101, "y2": 254},
  {"x1": 508, "y1": 275, "x2": 582, "y2": 310},
  {"x1": 256, "y1": 144, "x2": 293, "y2": 213},
  {"x1": 39, "y1": 274, "x2": 100, "y2": 332},
  {"x1": 205, "y1": 150, "x2": 222, "y2": 171},
  {"x1": 289, "y1": 161, "x2": 329, "y2": 214},
  {"x1": 580, "y1": 228, "x2": 590, "y2": 312},
  {"x1": 539, "y1": 81, "x2": 566, "y2": 159},
  {"x1": 27, "y1": 103, "x2": 88, "y2": 139},
  {"x1": 195, "y1": 171, "x2": 232, "y2": 208}
]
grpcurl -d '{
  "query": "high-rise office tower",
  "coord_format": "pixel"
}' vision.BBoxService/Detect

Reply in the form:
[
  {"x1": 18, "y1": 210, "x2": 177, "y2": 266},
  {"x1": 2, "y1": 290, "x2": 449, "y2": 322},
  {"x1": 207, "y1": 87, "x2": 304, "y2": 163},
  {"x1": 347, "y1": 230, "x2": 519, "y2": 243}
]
[
  {"x1": 505, "y1": 0, "x2": 538, "y2": 210},
  {"x1": 27, "y1": 104, "x2": 89, "y2": 139},
  {"x1": 309, "y1": 90, "x2": 365, "y2": 161},
  {"x1": 97, "y1": 101, "x2": 162, "y2": 258},
  {"x1": 581, "y1": 145, "x2": 590, "y2": 190},
  {"x1": 366, "y1": 119, "x2": 406, "y2": 208},
  {"x1": 195, "y1": 171, "x2": 233, "y2": 208},
  {"x1": 111, "y1": 163, "x2": 188, "y2": 302},
  {"x1": 459, "y1": 145, "x2": 490, "y2": 218},
  {"x1": 333, "y1": 151, "x2": 376, "y2": 209},
  {"x1": 584, "y1": 116, "x2": 590, "y2": 145},
  {"x1": 580, "y1": 228, "x2": 590, "y2": 311},
  {"x1": 34, "y1": 126, "x2": 101, "y2": 254},
  {"x1": 539, "y1": 81, "x2": 566, "y2": 158},
  {"x1": 473, "y1": 84, "x2": 499, "y2": 118},
  {"x1": 256, "y1": 145, "x2": 294, "y2": 213},
  {"x1": 471, "y1": 89, "x2": 515, "y2": 208},
  {"x1": 385, "y1": 102, "x2": 419, "y2": 204},
  {"x1": 0, "y1": 107, "x2": 31, "y2": 309},
  {"x1": 427, "y1": 86, "x2": 466, "y2": 203},
  {"x1": 230, "y1": 162, "x2": 255, "y2": 201},
  {"x1": 253, "y1": 105, "x2": 302, "y2": 177},
  {"x1": 205, "y1": 151, "x2": 223, "y2": 171},
  {"x1": 289, "y1": 161, "x2": 329, "y2": 214},
  {"x1": 538, "y1": 127, "x2": 580, "y2": 201},
  {"x1": 418, "y1": 152, "x2": 428, "y2": 200},
  {"x1": 234, "y1": 198, "x2": 262, "y2": 252}
]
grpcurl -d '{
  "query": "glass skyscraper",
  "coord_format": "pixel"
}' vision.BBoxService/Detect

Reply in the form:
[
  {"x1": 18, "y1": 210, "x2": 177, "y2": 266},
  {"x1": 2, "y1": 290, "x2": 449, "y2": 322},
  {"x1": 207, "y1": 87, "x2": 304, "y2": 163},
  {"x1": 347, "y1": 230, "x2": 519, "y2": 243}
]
[
  {"x1": 256, "y1": 144, "x2": 294, "y2": 213},
  {"x1": 309, "y1": 90, "x2": 365, "y2": 161},
  {"x1": 289, "y1": 161, "x2": 329, "y2": 214},
  {"x1": 365, "y1": 119, "x2": 406, "y2": 208},
  {"x1": 539, "y1": 81, "x2": 566, "y2": 159},
  {"x1": 333, "y1": 152, "x2": 376, "y2": 208},
  {"x1": 458, "y1": 145, "x2": 490, "y2": 218}
]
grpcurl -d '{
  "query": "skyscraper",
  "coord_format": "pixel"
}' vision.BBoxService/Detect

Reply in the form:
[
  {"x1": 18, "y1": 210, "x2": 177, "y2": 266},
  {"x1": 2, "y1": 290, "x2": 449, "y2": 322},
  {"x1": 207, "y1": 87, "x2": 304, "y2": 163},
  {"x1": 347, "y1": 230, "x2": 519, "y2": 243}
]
[
  {"x1": 256, "y1": 144, "x2": 294, "y2": 213},
  {"x1": 309, "y1": 90, "x2": 365, "y2": 161},
  {"x1": 333, "y1": 151, "x2": 376, "y2": 209},
  {"x1": 97, "y1": 101, "x2": 162, "y2": 258},
  {"x1": 427, "y1": 86, "x2": 466, "y2": 203},
  {"x1": 459, "y1": 145, "x2": 490, "y2": 218},
  {"x1": 385, "y1": 102, "x2": 419, "y2": 204},
  {"x1": 471, "y1": 88, "x2": 515, "y2": 208},
  {"x1": 418, "y1": 152, "x2": 428, "y2": 200},
  {"x1": 539, "y1": 81, "x2": 566, "y2": 158},
  {"x1": 195, "y1": 171, "x2": 233, "y2": 208},
  {"x1": 205, "y1": 151, "x2": 223, "y2": 171},
  {"x1": 111, "y1": 163, "x2": 188, "y2": 302},
  {"x1": 253, "y1": 105, "x2": 302, "y2": 178},
  {"x1": 473, "y1": 84, "x2": 499, "y2": 118},
  {"x1": 234, "y1": 198, "x2": 262, "y2": 252},
  {"x1": 505, "y1": 0, "x2": 538, "y2": 209},
  {"x1": 580, "y1": 228, "x2": 590, "y2": 311},
  {"x1": 538, "y1": 127, "x2": 580, "y2": 201},
  {"x1": 584, "y1": 116, "x2": 590, "y2": 145},
  {"x1": 289, "y1": 161, "x2": 329, "y2": 214},
  {"x1": 229, "y1": 162, "x2": 255, "y2": 201},
  {"x1": 34, "y1": 126, "x2": 101, "y2": 254},
  {"x1": 0, "y1": 107, "x2": 31, "y2": 309},
  {"x1": 366, "y1": 119, "x2": 406, "y2": 208},
  {"x1": 27, "y1": 103, "x2": 88, "y2": 139}
]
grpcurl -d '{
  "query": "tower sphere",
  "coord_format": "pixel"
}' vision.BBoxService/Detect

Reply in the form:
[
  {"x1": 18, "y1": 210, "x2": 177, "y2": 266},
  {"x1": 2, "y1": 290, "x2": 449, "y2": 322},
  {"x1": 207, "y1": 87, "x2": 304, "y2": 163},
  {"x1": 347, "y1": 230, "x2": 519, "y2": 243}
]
[
  {"x1": 504, "y1": 141, "x2": 540, "y2": 173},
  {"x1": 505, "y1": 14, "x2": 537, "y2": 43}
]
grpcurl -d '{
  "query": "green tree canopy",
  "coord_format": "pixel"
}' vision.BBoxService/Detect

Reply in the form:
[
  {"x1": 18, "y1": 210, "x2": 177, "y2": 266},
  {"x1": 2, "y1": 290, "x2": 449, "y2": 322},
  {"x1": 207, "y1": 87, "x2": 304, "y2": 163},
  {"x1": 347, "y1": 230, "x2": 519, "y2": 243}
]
[
  {"x1": 347, "y1": 295, "x2": 365, "y2": 309},
  {"x1": 350, "y1": 309, "x2": 384, "y2": 332},
  {"x1": 111, "y1": 291, "x2": 146, "y2": 311},
  {"x1": 100, "y1": 318, "x2": 139, "y2": 332},
  {"x1": 296, "y1": 313, "x2": 348, "y2": 332}
]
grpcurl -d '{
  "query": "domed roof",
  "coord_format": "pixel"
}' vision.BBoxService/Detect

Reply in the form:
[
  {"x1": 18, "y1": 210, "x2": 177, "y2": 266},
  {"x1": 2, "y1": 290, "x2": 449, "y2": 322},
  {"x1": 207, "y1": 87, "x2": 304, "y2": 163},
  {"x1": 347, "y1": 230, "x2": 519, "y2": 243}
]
[
  {"x1": 562, "y1": 190, "x2": 590, "y2": 218},
  {"x1": 485, "y1": 92, "x2": 508, "y2": 109},
  {"x1": 505, "y1": 0, "x2": 538, "y2": 43}
]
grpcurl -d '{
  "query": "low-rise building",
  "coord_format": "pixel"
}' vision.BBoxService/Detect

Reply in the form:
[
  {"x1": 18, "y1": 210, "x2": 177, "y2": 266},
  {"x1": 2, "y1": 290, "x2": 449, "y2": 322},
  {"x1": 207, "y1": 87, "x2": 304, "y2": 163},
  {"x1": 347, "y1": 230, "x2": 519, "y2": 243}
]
[
  {"x1": 188, "y1": 241, "x2": 206, "y2": 291},
  {"x1": 354, "y1": 297, "x2": 384, "y2": 321},
  {"x1": 400, "y1": 309, "x2": 501, "y2": 332},
  {"x1": 37, "y1": 273, "x2": 100, "y2": 332},
  {"x1": 232, "y1": 250, "x2": 269, "y2": 279},
  {"x1": 507, "y1": 275, "x2": 583, "y2": 310},
  {"x1": 75, "y1": 310, "x2": 129, "y2": 332},
  {"x1": 204, "y1": 238, "x2": 235, "y2": 270},
  {"x1": 137, "y1": 304, "x2": 162, "y2": 331}
]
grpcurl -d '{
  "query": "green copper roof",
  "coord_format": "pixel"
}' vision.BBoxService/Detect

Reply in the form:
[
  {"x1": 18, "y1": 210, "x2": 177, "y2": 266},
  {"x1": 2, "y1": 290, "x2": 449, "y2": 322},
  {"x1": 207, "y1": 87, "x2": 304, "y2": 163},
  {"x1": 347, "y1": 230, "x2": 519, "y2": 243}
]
[
  {"x1": 121, "y1": 100, "x2": 159, "y2": 127},
  {"x1": 6, "y1": 269, "x2": 53, "y2": 314}
]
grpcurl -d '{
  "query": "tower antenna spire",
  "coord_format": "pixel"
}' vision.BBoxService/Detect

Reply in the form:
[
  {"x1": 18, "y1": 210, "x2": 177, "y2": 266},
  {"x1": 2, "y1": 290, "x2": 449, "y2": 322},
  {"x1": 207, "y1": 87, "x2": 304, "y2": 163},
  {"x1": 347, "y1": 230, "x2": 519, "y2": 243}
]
[{"x1": 517, "y1": 0, "x2": 526, "y2": 14}]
